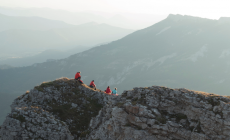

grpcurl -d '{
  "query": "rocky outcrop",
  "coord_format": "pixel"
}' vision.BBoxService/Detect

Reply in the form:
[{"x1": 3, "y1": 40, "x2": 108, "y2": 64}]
[
  {"x1": 88, "y1": 87, "x2": 230, "y2": 140},
  {"x1": 0, "y1": 78, "x2": 108, "y2": 140},
  {"x1": 1, "y1": 78, "x2": 230, "y2": 140},
  {"x1": 0, "y1": 106, "x2": 72, "y2": 140}
]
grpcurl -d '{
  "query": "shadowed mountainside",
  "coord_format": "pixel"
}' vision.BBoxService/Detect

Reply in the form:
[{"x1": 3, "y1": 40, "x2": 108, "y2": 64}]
[
  {"x1": 0, "y1": 47, "x2": 89, "y2": 67},
  {"x1": 1, "y1": 14, "x2": 230, "y2": 95}
]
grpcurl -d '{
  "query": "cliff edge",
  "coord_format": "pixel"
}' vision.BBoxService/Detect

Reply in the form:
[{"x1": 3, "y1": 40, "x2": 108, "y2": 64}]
[{"x1": 1, "y1": 78, "x2": 230, "y2": 140}]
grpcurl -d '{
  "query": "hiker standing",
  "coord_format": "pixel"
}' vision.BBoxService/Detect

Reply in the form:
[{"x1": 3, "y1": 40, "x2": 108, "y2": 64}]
[
  {"x1": 75, "y1": 71, "x2": 81, "y2": 80},
  {"x1": 112, "y1": 88, "x2": 118, "y2": 96},
  {"x1": 105, "y1": 86, "x2": 112, "y2": 95},
  {"x1": 89, "y1": 80, "x2": 96, "y2": 90}
]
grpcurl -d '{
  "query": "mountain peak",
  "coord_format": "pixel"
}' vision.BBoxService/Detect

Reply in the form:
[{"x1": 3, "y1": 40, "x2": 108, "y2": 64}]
[
  {"x1": 166, "y1": 14, "x2": 215, "y2": 22},
  {"x1": 167, "y1": 14, "x2": 183, "y2": 18}
]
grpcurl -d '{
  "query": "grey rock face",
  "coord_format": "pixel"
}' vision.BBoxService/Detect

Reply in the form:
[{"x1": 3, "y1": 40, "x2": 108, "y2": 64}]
[
  {"x1": 1, "y1": 78, "x2": 230, "y2": 140},
  {"x1": 0, "y1": 78, "x2": 107, "y2": 140},
  {"x1": 0, "y1": 107, "x2": 72, "y2": 140},
  {"x1": 88, "y1": 86, "x2": 230, "y2": 140}
]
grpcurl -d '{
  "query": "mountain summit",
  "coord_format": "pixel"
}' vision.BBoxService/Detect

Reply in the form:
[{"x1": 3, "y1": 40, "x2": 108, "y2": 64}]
[{"x1": 1, "y1": 78, "x2": 230, "y2": 139}]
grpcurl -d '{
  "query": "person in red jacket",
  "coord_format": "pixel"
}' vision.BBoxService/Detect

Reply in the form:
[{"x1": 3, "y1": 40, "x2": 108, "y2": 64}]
[
  {"x1": 105, "y1": 86, "x2": 112, "y2": 95},
  {"x1": 89, "y1": 80, "x2": 96, "y2": 90},
  {"x1": 75, "y1": 72, "x2": 81, "y2": 80}
]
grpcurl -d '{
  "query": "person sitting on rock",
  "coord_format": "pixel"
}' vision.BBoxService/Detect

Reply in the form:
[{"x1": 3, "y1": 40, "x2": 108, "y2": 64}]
[
  {"x1": 112, "y1": 87, "x2": 118, "y2": 96},
  {"x1": 105, "y1": 86, "x2": 112, "y2": 95},
  {"x1": 75, "y1": 71, "x2": 81, "y2": 81},
  {"x1": 78, "y1": 77, "x2": 84, "y2": 84},
  {"x1": 89, "y1": 80, "x2": 96, "y2": 90}
]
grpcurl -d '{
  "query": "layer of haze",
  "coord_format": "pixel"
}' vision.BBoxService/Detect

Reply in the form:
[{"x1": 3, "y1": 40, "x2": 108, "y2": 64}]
[{"x1": 0, "y1": 0, "x2": 230, "y2": 19}]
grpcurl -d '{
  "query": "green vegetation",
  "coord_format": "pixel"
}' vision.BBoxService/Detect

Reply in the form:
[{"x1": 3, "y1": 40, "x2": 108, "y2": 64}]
[
  {"x1": 192, "y1": 122, "x2": 203, "y2": 133},
  {"x1": 136, "y1": 125, "x2": 142, "y2": 130},
  {"x1": 155, "y1": 121, "x2": 159, "y2": 125},
  {"x1": 34, "y1": 86, "x2": 44, "y2": 92},
  {"x1": 126, "y1": 96, "x2": 132, "y2": 100},
  {"x1": 125, "y1": 94, "x2": 146, "y2": 106},
  {"x1": 156, "y1": 110, "x2": 188, "y2": 125},
  {"x1": 131, "y1": 98, "x2": 138, "y2": 105},
  {"x1": 134, "y1": 94, "x2": 147, "y2": 106},
  {"x1": 35, "y1": 81, "x2": 62, "y2": 92},
  {"x1": 125, "y1": 122, "x2": 131, "y2": 127},
  {"x1": 207, "y1": 97, "x2": 220, "y2": 106},
  {"x1": 80, "y1": 131, "x2": 91, "y2": 137},
  {"x1": 117, "y1": 102, "x2": 125, "y2": 107},
  {"x1": 13, "y1": 114, "x2": 26, "y2": 122},
  {"x1": 40, "y1": 81, "x2": 55, "y2": 87},
  {"x1": 174, "y1": 113, "x2": 187, "y2": 122},
  {"x1": 47, "y1": 96, "x2": 103, "y2": 137},
  {"x1": 156, "y1": 117, "x2": 167, "y2": 124},
  {"x1": 42, "y1": 80, "x2": 103, "y2": 138},
  {"x1": 31, "y1": 79, "x2": 105, "y2": 137},
  {"x1": 50, "y1": 104, "x2": 72, "y2": 118}
]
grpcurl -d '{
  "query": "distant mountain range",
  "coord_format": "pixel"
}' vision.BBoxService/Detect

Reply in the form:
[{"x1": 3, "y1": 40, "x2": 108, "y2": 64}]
[
  {"x1": 1, "y1": 14, "x2": 230, "y2": 95},
  {"x1": 0, "y1": 21, "x2": 134, "y2": 51},
  {"x1": 0, "y1": 6, "x2": 166, "y2": 29},
  {"x1": 0, "y1": 47, "x2": 90, "y2": 67},
  {"x1": 0, "y1": 14, "x2": 134, "y2": 60},
  {"x1": 0, "y1": 13, "x2": 75, "y2": 31},
  {"x1": 0, "y1": 64, "x2": 14, "y2": 70}
]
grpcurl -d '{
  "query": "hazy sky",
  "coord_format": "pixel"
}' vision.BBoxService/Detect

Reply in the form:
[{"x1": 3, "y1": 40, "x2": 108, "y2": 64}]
[{"x1": 0, "y1": 0, "x2": 229, "y2": 19}]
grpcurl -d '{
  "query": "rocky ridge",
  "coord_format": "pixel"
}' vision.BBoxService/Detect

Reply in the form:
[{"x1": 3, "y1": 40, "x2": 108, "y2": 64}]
[
  {"x1": 0, "y1": 78, "x2": 109, "y2": 139},
  {"x1": 1, "y1": 78, "x2": 230, "y2": 140},
  {"x1": 89, "y1": 87, "x2": 230, "y2": 140}
]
